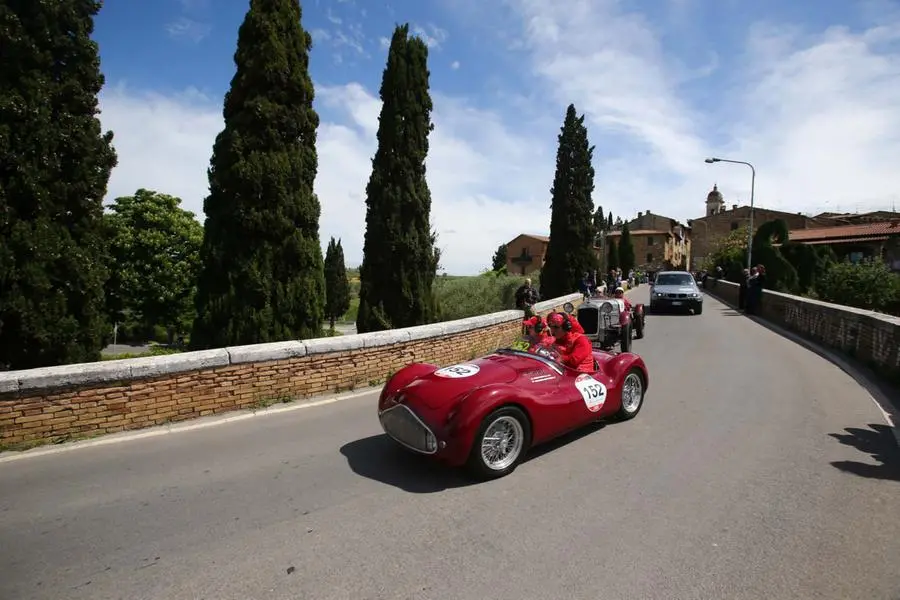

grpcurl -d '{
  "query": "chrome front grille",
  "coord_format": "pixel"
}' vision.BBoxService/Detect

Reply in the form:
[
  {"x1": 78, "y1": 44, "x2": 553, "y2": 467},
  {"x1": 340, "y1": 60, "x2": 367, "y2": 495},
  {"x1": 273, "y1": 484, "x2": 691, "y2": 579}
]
[{"x1": 379, "y1": 404, "x2": 437, "y2": 454}]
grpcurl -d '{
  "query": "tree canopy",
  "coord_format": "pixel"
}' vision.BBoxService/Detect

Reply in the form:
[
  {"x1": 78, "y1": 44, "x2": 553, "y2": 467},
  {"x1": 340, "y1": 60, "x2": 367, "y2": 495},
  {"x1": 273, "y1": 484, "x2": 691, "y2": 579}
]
[
  {"x1": 323, "y1": 237, "x2": 350, "y2": 329},
  {"x1": 356, "y1": 23, "x2": 440, "y2": 333},
  {"x1": 191, "y1": 0, "x2": 325, "y2": 349},
  {"x1": 0, "y1": 0, "x2": 117, "y2": 369},
  {"x1": 540, "y1": 104, "x2": 597, "y2": 298},
  {"x1": 105, "y1": 189, "x2": 203, "y2": 340}
]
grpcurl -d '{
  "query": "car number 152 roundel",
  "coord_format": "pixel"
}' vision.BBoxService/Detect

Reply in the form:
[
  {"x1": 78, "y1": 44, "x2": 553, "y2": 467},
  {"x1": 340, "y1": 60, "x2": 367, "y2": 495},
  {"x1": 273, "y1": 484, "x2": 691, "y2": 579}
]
[{"x1": 575, "y1": 373, "x2": 607, "y2": 412}]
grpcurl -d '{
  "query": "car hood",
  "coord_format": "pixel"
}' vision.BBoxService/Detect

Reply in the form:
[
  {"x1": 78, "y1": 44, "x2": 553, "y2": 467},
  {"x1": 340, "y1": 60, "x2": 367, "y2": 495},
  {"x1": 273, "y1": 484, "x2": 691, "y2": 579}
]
[
  {"x1": 653, "y1": 285, "x2": 698, "y2": 295},
  {"x1": 400, "y1": 354, "x2": 520, "y2": 409}
]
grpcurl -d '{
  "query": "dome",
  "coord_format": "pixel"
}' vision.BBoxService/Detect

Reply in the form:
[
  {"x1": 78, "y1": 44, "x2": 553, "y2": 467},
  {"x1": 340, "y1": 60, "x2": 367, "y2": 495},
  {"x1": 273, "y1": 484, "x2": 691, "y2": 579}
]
[{"x1": 706, "y1": 184, "x2": 723, "y2": 203}]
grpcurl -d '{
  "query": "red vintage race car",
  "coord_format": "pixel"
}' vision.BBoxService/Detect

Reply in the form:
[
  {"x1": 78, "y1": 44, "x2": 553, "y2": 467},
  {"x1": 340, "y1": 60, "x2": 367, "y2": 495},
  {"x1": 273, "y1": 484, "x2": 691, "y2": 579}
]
[{"x1": 376, "y1": 335, "x2": 649, "y2": 480}]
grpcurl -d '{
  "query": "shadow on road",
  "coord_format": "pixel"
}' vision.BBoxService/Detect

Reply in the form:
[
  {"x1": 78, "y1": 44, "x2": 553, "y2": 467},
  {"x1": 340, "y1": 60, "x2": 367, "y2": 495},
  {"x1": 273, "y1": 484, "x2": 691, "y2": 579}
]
[
  {"x1": 829, "y1": 424, "x2": 900, "y2": 482},
  {"x1": 341, "y1": 422, "x2": 610, "y2": 492},
  {"x1": 340, "y1": 434, "x2": 476, "y2": 493}
]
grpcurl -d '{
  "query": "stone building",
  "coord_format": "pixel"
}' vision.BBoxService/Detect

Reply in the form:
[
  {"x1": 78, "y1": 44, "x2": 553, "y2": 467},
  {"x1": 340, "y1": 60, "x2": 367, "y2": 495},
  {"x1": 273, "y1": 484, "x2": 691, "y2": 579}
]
[
  {"x1": 504, "y1": 233, "x2": 549, "y2": 276},
  {"x1": 687, "y1": 184, "x2": 834, "y2": 268},
  {"x1": 605, "y1": 210, "x2": 692, "y2": 271}
]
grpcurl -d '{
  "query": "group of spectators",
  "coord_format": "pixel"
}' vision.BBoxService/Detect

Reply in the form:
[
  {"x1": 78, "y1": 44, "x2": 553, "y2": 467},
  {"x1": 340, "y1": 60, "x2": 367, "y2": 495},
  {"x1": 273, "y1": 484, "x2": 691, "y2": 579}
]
[{"x1": 737, "y1": 265, "x2": 767, "y2": 314}]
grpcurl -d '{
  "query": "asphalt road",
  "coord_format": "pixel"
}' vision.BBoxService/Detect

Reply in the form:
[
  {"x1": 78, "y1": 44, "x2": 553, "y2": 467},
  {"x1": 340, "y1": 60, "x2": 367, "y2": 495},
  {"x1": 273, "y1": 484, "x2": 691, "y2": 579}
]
[{"x1": 2, "y1": 289, "x2": 899, "y2": 600}]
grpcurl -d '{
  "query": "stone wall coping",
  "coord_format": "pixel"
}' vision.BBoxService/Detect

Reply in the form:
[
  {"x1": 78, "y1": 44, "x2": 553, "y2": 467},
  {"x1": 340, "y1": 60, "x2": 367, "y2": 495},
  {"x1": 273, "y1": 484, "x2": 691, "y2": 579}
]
[
  {"x1": 711, "y1": 279, "x2": 900, "y2": 326},
  {"x1": 0, "y1": 292, "x2": 583, "y2": 394}
]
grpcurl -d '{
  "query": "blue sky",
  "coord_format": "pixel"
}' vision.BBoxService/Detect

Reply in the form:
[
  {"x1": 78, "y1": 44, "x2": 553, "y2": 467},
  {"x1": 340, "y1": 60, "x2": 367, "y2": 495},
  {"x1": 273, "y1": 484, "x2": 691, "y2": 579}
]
[{"x1": 93, "y1": 0, "x2": 900, "y2": 274}]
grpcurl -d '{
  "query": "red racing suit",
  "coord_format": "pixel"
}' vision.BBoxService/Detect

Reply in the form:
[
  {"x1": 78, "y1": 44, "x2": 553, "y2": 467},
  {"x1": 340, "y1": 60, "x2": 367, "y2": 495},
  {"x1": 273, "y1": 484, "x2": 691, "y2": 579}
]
[{"x1": 553, "y1": 331, "x2": 594, "y2": 372}]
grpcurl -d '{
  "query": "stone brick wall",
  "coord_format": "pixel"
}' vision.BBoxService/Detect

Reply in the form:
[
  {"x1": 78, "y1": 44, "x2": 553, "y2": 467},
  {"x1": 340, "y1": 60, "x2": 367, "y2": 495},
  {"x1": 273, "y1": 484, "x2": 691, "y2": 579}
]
[
  {"x1": 0, "y1": 293, "x2": 584, "y2": 448},
  {"x1": 703, "y1": 280, "x2": 900, "y2": 379}
]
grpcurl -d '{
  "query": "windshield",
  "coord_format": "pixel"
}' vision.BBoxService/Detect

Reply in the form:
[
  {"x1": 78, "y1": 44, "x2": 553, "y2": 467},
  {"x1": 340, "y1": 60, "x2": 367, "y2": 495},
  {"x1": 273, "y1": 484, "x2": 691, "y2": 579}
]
[
  {"x1": 654, "y1": 273, "x2": 695, "y2": 286},
  {"x1": 505, "y1": 337, "x2": 562, "y2": 364}
]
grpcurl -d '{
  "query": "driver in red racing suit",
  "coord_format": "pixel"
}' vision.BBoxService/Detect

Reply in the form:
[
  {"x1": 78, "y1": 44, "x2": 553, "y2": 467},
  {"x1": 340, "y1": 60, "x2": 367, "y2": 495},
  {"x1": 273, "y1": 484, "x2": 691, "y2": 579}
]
[{"x1": 546, "y1": 312, "x2": 594, "y2": 372}]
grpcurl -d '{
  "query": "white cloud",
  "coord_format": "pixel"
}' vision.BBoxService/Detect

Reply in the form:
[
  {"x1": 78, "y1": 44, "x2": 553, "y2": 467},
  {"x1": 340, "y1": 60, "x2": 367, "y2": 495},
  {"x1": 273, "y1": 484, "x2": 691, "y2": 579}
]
[
  {"x1": 412, "y1": 24, "x2": 449, "y2": 49},
  {"x1": 506, "y1": 0, "x2": 900, "y2": 217},
  {"x1": 165, "y1": 17, "x2": 212, "y2": 43},
  {"x1": 451, "y1": 60, "x2": 460, "y2": 70},
  {"x1": 99, "y1": 3, "x2": 900, "y2": 274},
  {"x1": 98, "y1": 82, "x2": 553, "y2": 275}
]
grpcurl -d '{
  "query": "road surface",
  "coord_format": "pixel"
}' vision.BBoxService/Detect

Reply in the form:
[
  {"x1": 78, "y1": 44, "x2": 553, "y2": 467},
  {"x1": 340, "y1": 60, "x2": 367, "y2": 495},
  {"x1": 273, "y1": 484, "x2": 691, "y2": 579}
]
[{"x1": 2, "y1": 289, "x2": 899, "y2": 600}]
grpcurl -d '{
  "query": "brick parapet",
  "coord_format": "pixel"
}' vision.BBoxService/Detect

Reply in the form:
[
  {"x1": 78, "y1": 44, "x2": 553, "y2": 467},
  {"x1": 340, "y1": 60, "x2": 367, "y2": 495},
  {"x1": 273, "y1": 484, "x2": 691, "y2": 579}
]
[{"x1": 0, "y1": 293, "x2": 583, "y2": 447}]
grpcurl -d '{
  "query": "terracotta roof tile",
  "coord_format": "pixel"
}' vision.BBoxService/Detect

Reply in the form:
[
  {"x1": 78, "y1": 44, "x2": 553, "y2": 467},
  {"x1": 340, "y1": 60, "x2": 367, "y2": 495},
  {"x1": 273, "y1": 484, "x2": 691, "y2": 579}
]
[{"x1": 787, "y1": 221, "x2": 900, "y2": 242}]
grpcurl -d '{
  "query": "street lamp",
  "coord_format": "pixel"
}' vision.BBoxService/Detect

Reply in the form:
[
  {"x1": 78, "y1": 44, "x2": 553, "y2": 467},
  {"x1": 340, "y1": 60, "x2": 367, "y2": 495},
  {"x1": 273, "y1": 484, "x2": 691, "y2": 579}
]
[{"x1": 705, "y1": 157, "x2": 756, "y2": 269}]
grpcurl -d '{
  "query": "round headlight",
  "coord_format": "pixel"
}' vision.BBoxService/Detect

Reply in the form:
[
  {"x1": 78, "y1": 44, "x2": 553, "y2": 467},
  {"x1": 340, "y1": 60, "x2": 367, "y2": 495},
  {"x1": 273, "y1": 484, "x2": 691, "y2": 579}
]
[{"x1": 601, "y1": 302, "x2": 613, "y2": 314}]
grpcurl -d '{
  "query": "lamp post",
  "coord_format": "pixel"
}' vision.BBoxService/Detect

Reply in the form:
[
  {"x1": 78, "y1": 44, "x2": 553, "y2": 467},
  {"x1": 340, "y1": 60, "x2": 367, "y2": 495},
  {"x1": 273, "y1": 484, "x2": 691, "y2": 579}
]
[{"x1": 705, "y1": 157, "x2": 756, "y2": 270}]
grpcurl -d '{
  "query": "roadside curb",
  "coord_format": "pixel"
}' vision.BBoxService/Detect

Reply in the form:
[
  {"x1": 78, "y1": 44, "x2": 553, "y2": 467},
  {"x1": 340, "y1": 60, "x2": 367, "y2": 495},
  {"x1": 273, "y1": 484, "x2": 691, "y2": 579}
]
[
  {"x1": 0, "y1": 386, "x2": 381, "y2": 464},
  {"x1": 706, "y1": 290, "x2": 900, "y2": 447}
]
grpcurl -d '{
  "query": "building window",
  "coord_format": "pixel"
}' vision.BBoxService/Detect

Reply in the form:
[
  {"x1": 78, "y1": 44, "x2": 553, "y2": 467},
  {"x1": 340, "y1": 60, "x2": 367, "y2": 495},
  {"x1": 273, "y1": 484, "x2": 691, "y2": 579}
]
[
  {"x1": 646, "y1": 252, "x2": 653, "y2": 264},
  {"x1": 730, "y1": 222, "x2": 739, "y2": 231},
  {"x1": 646, "y1": 236, "x2": 654, "y2": 246}
]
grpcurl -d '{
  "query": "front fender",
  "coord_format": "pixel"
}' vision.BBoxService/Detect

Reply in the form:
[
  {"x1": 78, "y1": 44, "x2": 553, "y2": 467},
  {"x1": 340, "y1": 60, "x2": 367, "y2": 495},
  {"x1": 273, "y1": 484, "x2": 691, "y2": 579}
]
[
  {"x1": 379, "y1": 362, "x2": 438, "y2": 406},
  {"x1": 605, "y1": 353, "x2": 649, "y2": 390},
  {"x1": 446, "y1": 384, "x2": 534, "y2": 447}
]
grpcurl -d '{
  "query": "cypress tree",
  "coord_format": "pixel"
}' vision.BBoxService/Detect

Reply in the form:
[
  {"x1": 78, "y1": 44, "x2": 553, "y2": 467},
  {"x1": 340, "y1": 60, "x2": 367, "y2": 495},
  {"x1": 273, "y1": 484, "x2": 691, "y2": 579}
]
[
  {"x1": 323, "y1": 237, "x2": 350, "y2": 330},
  {"x1": 0, "y1": 0, "x2": 117, "y2": 370},
  {"x1": 191, "y1": 0, "x2": 325, "y2": 349},
  {"x1": 356, "y1": 24, "x2": 439, "y2": 333},
  {"x1": 540, "y1": 104, "x2": 597, "y2": 299},
  {"x1": 619, "y1": 224, "x2": 636, "y2": 272},
  {"x1": 607, "y1": 239, "x2": 619, "y2": 271}
]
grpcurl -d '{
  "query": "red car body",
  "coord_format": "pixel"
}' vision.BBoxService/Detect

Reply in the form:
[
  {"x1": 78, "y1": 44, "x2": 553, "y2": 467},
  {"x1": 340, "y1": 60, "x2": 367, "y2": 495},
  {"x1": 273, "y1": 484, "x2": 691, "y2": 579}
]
[{"x1": 377, "y1": 343, "x2": 649, "y2": 479}]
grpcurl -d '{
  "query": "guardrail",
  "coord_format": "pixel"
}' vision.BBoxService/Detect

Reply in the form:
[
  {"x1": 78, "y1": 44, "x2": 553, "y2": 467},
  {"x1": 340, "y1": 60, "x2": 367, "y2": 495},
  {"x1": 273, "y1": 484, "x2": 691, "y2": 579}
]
[
  {"x1": 703, "y1": 279, "x2": 900, "y2": 381},
  {"x1": 0, "y1": 293, "x2": 584, "y2": 448}
]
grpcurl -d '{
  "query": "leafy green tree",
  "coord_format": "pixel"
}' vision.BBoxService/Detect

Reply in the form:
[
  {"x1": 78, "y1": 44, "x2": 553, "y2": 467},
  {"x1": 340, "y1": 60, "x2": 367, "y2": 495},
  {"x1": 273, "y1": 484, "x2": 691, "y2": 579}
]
[
  {"x1": 356, "y1": 24, "x2": 440, "y2": 333},
  {"x1": 592, "y1": 205, "x2": 606, "y2": 244},
  {"x1": 607, "y1": 238, "x2": 619, "y2": 271},
  {"x1": 751, "y1": 219, "x2": 798, "y2": 292},
  {"x1": 191, "y1": 0, "x2": 325, "y2": 349},
  {"x1": 705, "y1": 227, "x2": 748, "y2": 278},
  {"x1": 323, "y1": 237, "x2": 350, "y2": 330},
  {"x1": 491, "y1": 244, "x2": 507, "y2": 272},
  {"x1": 779, "y1": 242, "x2": 836, "y2": 294},
  {"x1": 607, "y1": 211, "x2": 613, "y2": 230},
  {"x1": 105, "y1": 190, "x2": 203, "y2": 342},
  {"x1": 0, "y1": 0, "x2": 117, "y2": 370},
  {"x1": 540, "y1": 104, "x2": 597, "y2": 298},
  {"x1": 816, "y1": 258, "x2": 900, "y2": 311},
  {"x1": 618, "y1": 224, "x2": 635, "y2": 272}
]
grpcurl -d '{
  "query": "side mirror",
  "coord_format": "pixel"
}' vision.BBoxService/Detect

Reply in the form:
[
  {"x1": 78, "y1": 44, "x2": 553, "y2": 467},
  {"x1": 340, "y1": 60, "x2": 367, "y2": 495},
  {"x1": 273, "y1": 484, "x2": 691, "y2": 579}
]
[{"x1": 563, "y1": 302, "x2": 574, "y2": 314}]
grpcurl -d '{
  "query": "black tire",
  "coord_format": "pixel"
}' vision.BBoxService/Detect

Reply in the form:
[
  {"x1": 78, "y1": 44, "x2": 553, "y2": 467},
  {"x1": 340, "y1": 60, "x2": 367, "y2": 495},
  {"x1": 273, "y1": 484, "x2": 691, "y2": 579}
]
[
  {"x1": 694, "y1": 303, "x2": 703, "y2": 315},
  {"x1": 615, "y1": 367, "x2": 646, "y2": 421},
  {"x1": 466, "y1": 405, "x2": 532, "y2": 480}
]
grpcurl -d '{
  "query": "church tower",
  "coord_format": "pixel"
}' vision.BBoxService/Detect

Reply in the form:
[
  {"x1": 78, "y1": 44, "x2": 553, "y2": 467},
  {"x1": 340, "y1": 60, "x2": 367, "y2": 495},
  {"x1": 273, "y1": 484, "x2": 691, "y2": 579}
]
[{"x1": 706, "y1": 184, "x2": 724, "y2": 216}]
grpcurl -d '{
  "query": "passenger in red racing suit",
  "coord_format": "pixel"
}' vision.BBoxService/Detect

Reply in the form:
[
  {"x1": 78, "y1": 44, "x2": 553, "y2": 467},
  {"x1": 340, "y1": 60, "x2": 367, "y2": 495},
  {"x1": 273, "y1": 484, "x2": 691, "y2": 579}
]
[
  {"x1": 546, "y1": 312, "x2": 594, "y2": 372},
  {"x1": 523, "y1": 316, "x2": 555, "y2": 349}
]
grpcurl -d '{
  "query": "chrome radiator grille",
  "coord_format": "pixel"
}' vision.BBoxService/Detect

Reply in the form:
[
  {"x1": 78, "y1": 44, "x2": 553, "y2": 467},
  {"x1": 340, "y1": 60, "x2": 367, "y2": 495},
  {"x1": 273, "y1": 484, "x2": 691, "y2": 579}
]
[{"x1": 379, "y1": 404, "x2": 437, "y2": 454}]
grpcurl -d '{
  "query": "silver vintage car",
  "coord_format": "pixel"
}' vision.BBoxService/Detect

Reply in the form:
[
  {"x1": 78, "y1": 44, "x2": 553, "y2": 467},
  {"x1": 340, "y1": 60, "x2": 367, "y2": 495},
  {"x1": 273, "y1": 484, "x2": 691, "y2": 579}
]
[{"x1": 649, "y1": 271, "x2": 704, "y2": 314}]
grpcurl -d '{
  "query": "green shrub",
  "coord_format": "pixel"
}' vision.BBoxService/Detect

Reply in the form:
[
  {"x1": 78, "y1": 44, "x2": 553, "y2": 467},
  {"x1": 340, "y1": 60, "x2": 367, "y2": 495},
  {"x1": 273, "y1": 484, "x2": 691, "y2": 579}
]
[
  {"x1": 815, "y1": 258, "x2": 900, "y2": 312},
  {"x1": 434, "y1": 273, "x2": 535, "y2": 321}
]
